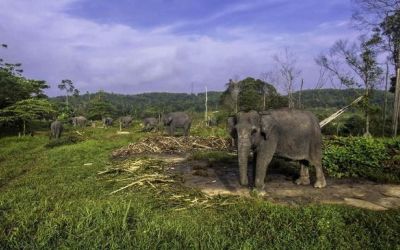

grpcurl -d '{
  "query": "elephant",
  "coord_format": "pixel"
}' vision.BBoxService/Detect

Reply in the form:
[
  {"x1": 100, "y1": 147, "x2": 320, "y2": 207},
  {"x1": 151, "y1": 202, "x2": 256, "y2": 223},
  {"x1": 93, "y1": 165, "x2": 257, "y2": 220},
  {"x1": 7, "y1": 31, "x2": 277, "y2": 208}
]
[
  {"x1": 254, "y1": 109, "x2": 327, "y2": 190},
  {"x1": 227, "y1": 116, "x2": 237, "y2": 147},
  {"x1": 163, "y1": 112, "x2": 191, "y2": 136},
  {"x1": 72, "y1": 116, "x2": 87, "y2": 128},
  {"x1": 50, "y1": 120, "x2": 63, "y2": 139},
  {"x1": 207, "y1": 116, "x2": 218, "y2": 127},
  {"x1": 142, "y1": 117, "x2": 158, "y2": 132},
  {"x1": 232, "y1": 110, "x2": 261, "y2": 187},
  {"x1": 120, "y1": 116, "x2": 133, "y2": 128},
  {"x1": 102, "y1": 117, "x2": 113, "y2": 128}
]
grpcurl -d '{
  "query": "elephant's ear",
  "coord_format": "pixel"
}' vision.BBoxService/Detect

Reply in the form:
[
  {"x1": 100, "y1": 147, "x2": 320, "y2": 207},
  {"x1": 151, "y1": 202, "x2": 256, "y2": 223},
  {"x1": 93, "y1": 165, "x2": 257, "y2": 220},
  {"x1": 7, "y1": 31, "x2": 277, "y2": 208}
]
[{"x1": 260, "y1": 115, "x2": 277, "y2": 140}]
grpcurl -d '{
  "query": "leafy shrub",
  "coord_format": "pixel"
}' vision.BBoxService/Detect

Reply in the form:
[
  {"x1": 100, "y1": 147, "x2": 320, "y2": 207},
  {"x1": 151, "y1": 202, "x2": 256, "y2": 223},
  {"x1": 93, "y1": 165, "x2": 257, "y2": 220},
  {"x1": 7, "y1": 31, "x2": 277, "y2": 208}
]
[{"x1": 323, "y1": 137, "x2": 400, "y2": 183}]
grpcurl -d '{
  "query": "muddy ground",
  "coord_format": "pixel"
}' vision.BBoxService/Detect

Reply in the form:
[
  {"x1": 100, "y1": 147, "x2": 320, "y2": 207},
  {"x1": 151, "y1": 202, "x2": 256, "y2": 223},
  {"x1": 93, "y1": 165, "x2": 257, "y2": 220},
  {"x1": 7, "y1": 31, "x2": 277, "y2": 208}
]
[{"x1": 151, "y1": 154, "x2": 400, "y2": 211}]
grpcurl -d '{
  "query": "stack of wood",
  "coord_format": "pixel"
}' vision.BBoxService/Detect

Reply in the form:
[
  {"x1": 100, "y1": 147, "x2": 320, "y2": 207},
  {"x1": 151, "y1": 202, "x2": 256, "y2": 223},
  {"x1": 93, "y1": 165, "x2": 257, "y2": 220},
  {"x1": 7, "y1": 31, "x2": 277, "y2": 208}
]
[{"x1": 112, "y1": 136, "x2": 230, "y2": 157}]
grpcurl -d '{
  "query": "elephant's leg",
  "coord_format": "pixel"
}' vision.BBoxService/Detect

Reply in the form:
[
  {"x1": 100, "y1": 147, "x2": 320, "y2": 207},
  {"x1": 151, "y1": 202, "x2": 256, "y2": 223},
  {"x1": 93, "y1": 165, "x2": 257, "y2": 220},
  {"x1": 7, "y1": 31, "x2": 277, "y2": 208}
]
[
  {"x1": 313, "y1": 161, "x2": 327, "y2": 188},
  {"x1": 252, "y1": 152, "x2": 257, "y2": 187},
  {"x1": 295, "y1": 163, "x2": 310, "y2": 185},
  {"x1": 254, "y1": 138, "x2": 277, "y2": 190}
]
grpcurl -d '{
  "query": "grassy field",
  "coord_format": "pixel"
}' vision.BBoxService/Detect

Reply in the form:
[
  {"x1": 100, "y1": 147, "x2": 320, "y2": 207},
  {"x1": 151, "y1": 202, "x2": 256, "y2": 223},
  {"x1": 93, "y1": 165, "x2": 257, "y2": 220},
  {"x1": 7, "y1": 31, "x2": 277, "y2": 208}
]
[{"x1": 0, "y1": 125, "x2": 399, "y2": 249}]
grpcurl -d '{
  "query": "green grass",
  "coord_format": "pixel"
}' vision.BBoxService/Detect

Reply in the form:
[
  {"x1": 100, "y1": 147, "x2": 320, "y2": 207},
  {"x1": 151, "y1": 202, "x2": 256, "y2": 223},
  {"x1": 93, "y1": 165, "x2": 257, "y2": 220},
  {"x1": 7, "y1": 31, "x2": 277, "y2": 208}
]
[{"x1": 0, "y1": 125, "x2": 399, "y2": 249}]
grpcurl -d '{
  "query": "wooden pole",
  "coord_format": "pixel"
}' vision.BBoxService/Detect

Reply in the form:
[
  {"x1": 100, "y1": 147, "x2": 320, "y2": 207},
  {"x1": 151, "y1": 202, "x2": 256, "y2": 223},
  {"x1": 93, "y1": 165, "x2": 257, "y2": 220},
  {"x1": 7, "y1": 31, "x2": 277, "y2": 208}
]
[{"x1": 205, "y1": 86, "x2": 208, "y2": 124}]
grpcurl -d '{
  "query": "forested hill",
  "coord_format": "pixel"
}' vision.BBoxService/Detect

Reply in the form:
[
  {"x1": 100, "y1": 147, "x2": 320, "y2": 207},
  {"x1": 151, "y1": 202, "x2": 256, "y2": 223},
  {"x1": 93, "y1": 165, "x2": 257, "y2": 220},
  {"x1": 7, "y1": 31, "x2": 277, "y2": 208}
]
[
  {"x1": 293, "y1": 89, "x2": 394, "y2": 109},
  {"x1": 52, "y1": 88, "x2": 393, "y2": 117},
  {"x1": 52, "y1": 91, "x2": 223, "y2": 116}
]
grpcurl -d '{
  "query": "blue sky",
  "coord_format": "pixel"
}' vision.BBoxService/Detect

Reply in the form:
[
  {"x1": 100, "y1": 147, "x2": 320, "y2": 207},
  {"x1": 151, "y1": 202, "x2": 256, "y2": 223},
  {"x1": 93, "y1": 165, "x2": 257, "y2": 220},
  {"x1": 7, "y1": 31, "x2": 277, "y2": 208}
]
[{"x1": 0, "y1": 0, "x2": 357, "y2": 96}]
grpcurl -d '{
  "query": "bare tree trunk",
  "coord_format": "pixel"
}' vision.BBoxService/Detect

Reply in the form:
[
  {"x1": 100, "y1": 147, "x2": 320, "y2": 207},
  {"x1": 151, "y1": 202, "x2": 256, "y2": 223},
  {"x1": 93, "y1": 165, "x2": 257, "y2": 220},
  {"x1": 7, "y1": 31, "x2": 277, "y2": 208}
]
[
  {"x1": 66, "y1": 94, "x2": 69, "y2": 108},
  {"x1": 394, "y1": 67, "x2": 400, "y2": 137},
  {"x1": 23, "y1": 120, "x2": 26, "y2": 136},
  {"x1": 298, "y1": 78, "x2": 304, "y2": 109},
  {"x1": 364, "y1": 84, "x2": 371, "y2": 137},
  {"x1": 263, "y1": 92, "x2": 266, "y2": 110},
  {"x1": 382, "y1": 62, "x2": 389, "y2": 137},
  {"x1": 393, "y1": 51, "x2": 400, "y2": 137}
]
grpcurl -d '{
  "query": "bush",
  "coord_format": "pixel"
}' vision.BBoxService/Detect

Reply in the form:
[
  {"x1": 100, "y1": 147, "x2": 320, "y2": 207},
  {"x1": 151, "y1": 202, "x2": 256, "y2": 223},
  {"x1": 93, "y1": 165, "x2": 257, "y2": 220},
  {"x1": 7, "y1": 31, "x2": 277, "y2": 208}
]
[{"x1": 323, "y1": 137, "x2": 400, "y2": 183}]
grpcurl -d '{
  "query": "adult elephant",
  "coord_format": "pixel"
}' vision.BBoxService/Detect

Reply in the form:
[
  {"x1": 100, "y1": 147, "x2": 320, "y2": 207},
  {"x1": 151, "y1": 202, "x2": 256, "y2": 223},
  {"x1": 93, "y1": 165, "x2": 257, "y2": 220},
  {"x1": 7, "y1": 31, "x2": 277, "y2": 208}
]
[
  {"x1": 254, "y1": 109, "x2": 326, "y2": 190},
  {"x1": 163, "y1": 112, "x2": 191, "y2": 136},
  {"x1": 142, "y1": 117, "x2": 158, "y2": 132},
  {"x1": 72, "y1": 116, "x2": 87, "y2": 128},
  {"x1": 102, "y1": 117, "x2": 113, "y2": 128},
  {"x1": 50, "y1": 120, "x2": 63, "y2": 139},
  {"x1": 120, "y1": 116, "x2": 133, "y2": 128}
]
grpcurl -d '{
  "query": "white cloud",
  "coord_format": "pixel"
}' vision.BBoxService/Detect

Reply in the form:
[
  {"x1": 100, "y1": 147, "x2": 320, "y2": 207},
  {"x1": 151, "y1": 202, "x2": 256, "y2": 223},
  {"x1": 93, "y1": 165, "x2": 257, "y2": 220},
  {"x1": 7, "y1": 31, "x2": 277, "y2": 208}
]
[{"x1": 0, "y1": 0, "x2": 357, "y2": 96}]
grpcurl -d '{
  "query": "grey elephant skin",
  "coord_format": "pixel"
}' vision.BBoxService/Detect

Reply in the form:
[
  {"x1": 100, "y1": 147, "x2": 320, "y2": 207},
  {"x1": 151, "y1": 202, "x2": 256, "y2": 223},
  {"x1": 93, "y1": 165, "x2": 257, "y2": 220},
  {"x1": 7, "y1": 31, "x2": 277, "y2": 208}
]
[
  {"x1": 256, "y1": 109, "x2": 326, "y2": 189},
  {"x1": 72, "y1": 116, "x2": 87, "y2": 128},
  {"x1": 233, "y1": 109, "x2": 325, "y2": 189},
  {"x1": 120, "y1": 116, "x2": 133, "y2": 128},
  {"x1": 227, "y1": 116, "x2": 237, "y2": 147},
  {"x1": 102, "y1": 117, "x2": 113, "y2": 128},
  {"x1": 142, "y1": 117, "x2": 158, "y2": 132},
  {"x1": 50, "y1": 121, "x2": 63, "y2": 139},
  {"x1": 163, "y1": 112, "x2": 191, "y2": 136}
]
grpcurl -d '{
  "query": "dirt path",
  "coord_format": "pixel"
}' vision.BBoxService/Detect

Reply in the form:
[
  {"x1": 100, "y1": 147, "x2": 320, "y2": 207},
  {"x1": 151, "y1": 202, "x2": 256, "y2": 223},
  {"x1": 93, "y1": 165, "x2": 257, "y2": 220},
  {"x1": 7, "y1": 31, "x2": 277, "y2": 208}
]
[{"x1": 160, "y1": 155, "x2": 400, "y2": 211}]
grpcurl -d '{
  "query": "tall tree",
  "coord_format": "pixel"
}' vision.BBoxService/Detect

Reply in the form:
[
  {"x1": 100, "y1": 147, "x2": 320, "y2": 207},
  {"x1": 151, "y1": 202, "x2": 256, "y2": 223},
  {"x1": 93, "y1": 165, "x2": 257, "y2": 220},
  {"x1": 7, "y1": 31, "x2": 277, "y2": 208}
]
[
  {"x1": 58, "y1": 79, "x2": 77, "y2": 108},
  {"x1": 0, "y1": 44, "x2": 49, "y2": 109},
  {"x1": 220, "y1": 77, "x2": 286, "y2": 112},
  {"x1": 316, "y1": 36, "x2": 383, "y2": 135},
  {"x1": 272, "y1": 48, "x2": 302, "y2": 108},
  {"x1": 0, "y1": 99, "x2": 56, "y2": 135},
  {"x1": 352, "y1": 0, "x2": 400, "y2": 136}
]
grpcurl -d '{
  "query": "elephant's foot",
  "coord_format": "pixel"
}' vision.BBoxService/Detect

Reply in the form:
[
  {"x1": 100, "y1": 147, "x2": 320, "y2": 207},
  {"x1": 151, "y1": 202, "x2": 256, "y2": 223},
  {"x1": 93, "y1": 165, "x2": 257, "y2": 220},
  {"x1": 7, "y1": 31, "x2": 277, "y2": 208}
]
[
  {"x1": 313, "y1": 178, "x2": 327, "y2": 188},
  {"x1": 295, "y1": 177, "x2": 310, "y2": 185},
  {"x1": 251, "y1": 188, "x2": 266, "y2": 197},
  {"x1": 239, "y1": 178, "x2": 249, "y2": 186}
]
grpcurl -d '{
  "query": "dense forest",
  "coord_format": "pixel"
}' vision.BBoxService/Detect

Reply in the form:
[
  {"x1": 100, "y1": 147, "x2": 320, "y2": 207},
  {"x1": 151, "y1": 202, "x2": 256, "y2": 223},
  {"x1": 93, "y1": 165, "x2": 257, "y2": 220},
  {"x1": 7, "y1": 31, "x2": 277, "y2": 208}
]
[{"x1": 51, "y1": 88, "x2": 394, "y2": 117}]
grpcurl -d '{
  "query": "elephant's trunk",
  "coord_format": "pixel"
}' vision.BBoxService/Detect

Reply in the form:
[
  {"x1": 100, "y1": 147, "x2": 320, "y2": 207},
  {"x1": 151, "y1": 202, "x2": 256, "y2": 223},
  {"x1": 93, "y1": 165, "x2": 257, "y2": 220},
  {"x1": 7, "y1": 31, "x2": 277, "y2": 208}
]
[{"x1": 238, "y1": 142, "x2": 251, "y2": 186}]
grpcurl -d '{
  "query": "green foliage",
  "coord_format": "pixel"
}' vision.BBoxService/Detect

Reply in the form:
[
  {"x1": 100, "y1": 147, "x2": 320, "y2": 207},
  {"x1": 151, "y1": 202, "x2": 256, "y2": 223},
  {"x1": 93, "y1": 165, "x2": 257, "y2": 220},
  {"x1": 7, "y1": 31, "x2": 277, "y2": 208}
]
[
  {"x1": 0, "y1": 99, "x2": 56, "y2": 122},
  {"x1": 86, "y1": 98, "x2": 116, "y2": 120},
  {"x1": 323, "y1": 137, "x2": 400, "y2": 182},
  {"x1": 220, "y1": 77, "x2": 287, "y2": 113}
]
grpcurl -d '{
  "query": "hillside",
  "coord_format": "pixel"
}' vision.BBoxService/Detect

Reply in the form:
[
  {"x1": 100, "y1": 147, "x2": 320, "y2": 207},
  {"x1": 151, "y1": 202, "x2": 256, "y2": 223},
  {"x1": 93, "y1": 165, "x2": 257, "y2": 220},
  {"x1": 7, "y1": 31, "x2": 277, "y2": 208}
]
[{"x1": 51, "y1": 88, "x2": 394, "y2": 117}]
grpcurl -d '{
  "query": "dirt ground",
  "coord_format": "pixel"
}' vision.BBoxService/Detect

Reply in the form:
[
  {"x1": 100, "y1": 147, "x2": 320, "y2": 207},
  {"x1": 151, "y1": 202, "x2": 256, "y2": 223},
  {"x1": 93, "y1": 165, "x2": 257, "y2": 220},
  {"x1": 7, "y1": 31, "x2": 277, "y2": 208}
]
[{"x1": 156, "y1": 154, "x2": 400, "y2": 211}]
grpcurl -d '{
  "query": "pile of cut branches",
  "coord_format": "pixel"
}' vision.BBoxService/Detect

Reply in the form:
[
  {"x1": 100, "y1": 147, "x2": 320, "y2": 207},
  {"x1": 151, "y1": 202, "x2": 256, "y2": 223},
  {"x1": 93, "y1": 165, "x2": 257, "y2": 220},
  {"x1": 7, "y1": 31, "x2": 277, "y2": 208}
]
[{"x1": 112, "y1": 136, "x2": 230, "y2": 157}]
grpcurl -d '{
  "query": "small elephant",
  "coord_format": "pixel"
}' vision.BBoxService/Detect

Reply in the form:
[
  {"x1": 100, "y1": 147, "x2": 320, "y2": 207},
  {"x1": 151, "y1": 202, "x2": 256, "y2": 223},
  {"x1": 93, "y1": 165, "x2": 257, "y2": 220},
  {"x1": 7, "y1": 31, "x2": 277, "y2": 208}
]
[
  {"x1": 120, "y1": 116, "x2": 133, "y2": 128},
  {"x1": 72, "y1": 116, "x2": 87, "y2": 128},
  {"x1": 207, "y1": 117, "x2": 217, "y2": 127},
  {"x1": 50, "y1": 120, "x2": 63, "y2": 139},
  {"x1": 142, "y1": 117, "x2": 158, "y2": 132},
  {"x1": 255, "y1": 109, "x2": 326, "y2": 189},
  {"x1": 102, "y1": 117, "x2": 113, "y2": 128},
  {"x1": 163, "y1": 112, "x2": 191, "y2": 136},
  {"x1": 227, "y1": 116, "x2": 237, "y2": 147}
]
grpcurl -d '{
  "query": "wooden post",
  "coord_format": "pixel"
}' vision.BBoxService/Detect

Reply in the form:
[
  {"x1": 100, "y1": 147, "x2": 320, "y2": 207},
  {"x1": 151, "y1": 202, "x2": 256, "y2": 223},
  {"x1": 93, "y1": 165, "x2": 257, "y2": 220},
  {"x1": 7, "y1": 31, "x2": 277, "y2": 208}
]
[{"x1": 205, "y1": 86, "x2": 208, "y2": 125}]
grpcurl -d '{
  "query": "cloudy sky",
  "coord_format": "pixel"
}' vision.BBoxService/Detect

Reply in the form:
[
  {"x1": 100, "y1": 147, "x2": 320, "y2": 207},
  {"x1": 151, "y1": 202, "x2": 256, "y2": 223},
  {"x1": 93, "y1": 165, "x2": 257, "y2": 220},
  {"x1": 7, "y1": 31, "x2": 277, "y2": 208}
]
[{"x1": 0, "y1": 0, "x2": 357, "y2": 96}]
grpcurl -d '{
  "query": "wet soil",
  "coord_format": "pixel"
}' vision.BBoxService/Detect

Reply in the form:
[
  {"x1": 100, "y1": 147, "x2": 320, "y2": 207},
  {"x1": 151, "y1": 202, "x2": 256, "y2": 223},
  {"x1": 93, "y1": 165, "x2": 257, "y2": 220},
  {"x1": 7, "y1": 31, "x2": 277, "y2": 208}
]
[{"x1": 145, "y1": 153, "x2": 400, "y2": 211}]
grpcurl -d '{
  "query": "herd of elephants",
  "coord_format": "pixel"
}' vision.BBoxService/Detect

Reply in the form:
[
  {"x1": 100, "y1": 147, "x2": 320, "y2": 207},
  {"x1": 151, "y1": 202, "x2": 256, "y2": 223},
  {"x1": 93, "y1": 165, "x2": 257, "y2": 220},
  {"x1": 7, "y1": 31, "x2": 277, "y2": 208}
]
[{"x1": 50, "y1": 108, "x2": 327, "y2": 191}]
